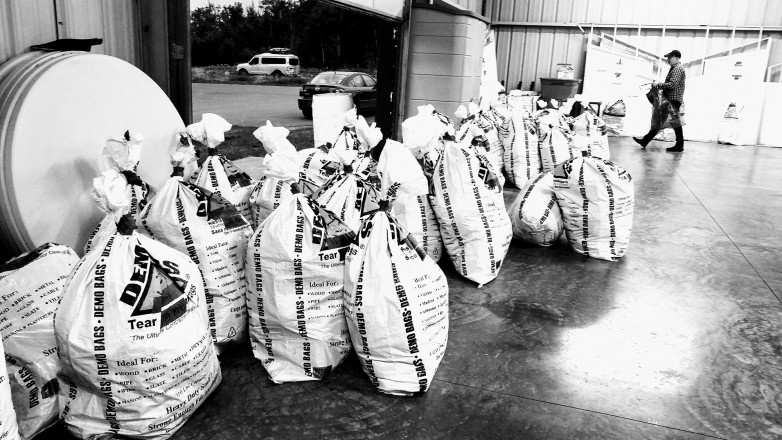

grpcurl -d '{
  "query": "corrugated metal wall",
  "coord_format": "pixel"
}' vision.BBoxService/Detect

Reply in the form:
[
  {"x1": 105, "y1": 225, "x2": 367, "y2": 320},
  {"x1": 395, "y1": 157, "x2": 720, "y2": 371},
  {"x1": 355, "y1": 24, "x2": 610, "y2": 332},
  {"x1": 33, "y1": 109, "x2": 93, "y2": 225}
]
[
  {"x1": 487, "y1": 0, "x2": 782, "y2": 26},
  {"x1": 449, "y1": 0, "x2": 485, "y2": 15},
  {"x1": 486, "y1": 0, "x2": 782, "y2": 91},
  {"x1": 0, "y1": 0, "x2": 140, "y2": 66}
]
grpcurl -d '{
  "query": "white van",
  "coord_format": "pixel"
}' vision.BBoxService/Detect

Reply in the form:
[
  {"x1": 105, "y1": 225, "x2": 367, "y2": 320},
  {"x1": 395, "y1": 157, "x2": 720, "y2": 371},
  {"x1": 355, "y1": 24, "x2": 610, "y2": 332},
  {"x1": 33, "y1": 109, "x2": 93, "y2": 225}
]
[{"x1": 236, "y1": 53, "x2": 300, "y2": 77}]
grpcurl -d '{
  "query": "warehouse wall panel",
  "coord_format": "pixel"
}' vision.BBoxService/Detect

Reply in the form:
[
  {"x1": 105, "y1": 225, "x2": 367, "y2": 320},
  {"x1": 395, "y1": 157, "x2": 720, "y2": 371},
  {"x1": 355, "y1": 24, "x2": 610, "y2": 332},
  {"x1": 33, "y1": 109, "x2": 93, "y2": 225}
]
[
  {"x1": 55, "y1": 0, "x2": 140, "y2": 65},
  {"x1": 488, "y1": 0, "x2": 782, "y2": 93},
  {"x1": 0, "y1": 0, "x2": 57, "y2": 64},
  {"x1": 0, "y1": 0, "x2": 139, "y2": 66},
  {"x1": 488, "y1": 0, "x2": 782, "y2": 27},
  {"x1": 450, "y1": 0, "x2": 483, "y2": 16}
]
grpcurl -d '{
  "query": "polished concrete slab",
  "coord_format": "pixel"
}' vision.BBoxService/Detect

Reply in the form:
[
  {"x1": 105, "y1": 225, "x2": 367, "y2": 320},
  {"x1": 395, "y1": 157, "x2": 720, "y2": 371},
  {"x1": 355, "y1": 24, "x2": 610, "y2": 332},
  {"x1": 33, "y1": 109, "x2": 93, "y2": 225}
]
[{"x1": 39, "y1": 137, "x2": 781, "y2": 439}]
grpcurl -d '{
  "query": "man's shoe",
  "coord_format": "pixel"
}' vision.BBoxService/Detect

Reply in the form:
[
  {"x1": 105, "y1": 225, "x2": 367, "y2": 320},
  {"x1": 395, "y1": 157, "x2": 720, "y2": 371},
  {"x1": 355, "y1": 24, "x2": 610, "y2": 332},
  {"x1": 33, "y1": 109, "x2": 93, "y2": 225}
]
[
  {"x1": 632, "y1": 137, "x2": 647, "y2": 149},
  {"x1": 666, "y1": 146, "x2": 684, "y2": 152}
]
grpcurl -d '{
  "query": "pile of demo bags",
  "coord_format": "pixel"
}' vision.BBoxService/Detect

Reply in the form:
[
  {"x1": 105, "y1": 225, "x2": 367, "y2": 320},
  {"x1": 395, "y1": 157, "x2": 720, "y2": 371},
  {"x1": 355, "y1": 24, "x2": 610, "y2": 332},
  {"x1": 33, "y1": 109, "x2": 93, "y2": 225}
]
[{"x1": 0, "y1": 98, "x2": 633, "y2": 439}]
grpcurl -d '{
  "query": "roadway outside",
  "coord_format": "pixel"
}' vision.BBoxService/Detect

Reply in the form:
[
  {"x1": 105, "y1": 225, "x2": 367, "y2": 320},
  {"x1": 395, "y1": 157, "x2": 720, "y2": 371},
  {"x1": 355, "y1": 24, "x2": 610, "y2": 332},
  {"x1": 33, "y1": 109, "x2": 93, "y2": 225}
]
[{"x1": 192, "y1": 83, "x2": 374, "y2": 130}]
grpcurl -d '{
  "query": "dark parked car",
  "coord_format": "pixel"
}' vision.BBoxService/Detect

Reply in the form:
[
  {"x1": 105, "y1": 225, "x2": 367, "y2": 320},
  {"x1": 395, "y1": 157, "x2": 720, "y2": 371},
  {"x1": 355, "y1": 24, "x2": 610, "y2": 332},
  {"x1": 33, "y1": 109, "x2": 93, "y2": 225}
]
[{"x1": 298, "y1": 71, "x2": 377, "y2": 119}]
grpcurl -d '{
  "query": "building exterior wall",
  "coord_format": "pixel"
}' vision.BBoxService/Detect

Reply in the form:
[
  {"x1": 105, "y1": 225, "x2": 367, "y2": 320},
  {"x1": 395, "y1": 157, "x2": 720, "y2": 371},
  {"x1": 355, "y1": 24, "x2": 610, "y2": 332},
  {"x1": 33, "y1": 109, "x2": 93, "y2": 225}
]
[{"x1": 406, "y1": 6, "x2": 488, "y2": 118}]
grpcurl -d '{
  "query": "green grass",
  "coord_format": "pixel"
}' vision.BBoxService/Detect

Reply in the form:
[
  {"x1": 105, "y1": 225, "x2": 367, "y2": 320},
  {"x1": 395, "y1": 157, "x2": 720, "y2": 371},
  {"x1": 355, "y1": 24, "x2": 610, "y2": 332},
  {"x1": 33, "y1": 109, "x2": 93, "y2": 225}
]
[
  {"x1": 193, "y1": 125, "x2": 315, "y2": 165},
  {"x1": 192, "y1": 65, "x2": 378, "y2": 87}
]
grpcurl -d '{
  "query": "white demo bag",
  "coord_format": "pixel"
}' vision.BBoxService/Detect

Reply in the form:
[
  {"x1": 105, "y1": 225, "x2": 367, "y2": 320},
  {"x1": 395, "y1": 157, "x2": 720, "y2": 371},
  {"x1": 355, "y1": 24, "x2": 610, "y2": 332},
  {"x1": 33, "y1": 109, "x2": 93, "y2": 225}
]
[
  {"x1": 55, "y1": 170, "x2": 220, "y2": 440},
  {"x1": 552, "y1": 154, "x2": 635, "y2": 260},
  {"x1": 571, "y1": 111, "x2": 610, "y2": 160},
  {"x1": 430, "y1": 136, "x2": 512, "y2": 287},
  {"x1": 187, "y1": 113, "x2": 255, "y2": 221},
  {"x1": 507, "y1": 172, "x2": 564, "y2": 247},
  {"x1": 139, "y1": 143, "x2": 252, "y2": 351},
  {"x1": 539, "y1": 125, "x2": 576, "y2": 173},
  {"x1": 0, "y1": 243, "x2": 78, "y2": 439},
  {"x1": 245, "y1": 154, "x2": 354, "y2": 383},
  {"x1": 315, "y1": 148, "x2": 378, "y2": 234},
  {"x1": 84, "y1": 132, "x2": 153, "y2": 254},
  {"x1": 0, "y1": 340, "x2": 20, "y2": 440},
  {"x1": 248, "y1": 121, "x2": 299, "y2": 228},
  {"x1": 344, "y1": 140, "x2": 449, "y2": 395},
  {"x1": 503, "y1": 112, "x2": 541, "y2": 189}
]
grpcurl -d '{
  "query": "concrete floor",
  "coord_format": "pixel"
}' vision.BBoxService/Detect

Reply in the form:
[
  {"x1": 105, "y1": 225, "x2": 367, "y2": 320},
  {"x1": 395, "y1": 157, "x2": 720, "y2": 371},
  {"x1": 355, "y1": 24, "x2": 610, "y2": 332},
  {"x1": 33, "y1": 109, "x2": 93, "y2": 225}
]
[{"x1": 41, "y1": 137, "x2": 782, "y2": 439}]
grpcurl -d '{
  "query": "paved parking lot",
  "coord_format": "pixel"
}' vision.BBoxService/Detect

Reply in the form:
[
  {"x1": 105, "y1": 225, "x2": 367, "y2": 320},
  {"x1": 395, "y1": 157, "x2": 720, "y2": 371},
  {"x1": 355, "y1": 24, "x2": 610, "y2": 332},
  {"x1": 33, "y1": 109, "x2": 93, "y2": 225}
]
[
  {"x1": 192, "y1": 83, "x2": 374, "y2": 129},
  {"x1": 193, "y1": 83, "x2": 310, "y2": 129}
]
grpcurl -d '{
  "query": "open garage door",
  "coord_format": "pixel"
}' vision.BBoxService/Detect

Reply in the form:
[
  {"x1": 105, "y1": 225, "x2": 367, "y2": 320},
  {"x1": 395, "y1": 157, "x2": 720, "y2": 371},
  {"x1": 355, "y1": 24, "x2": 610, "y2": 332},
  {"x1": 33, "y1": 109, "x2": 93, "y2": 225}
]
[
  {"x1": 321, "y1": 0, "x2": 407, "y2": 138},
  {"x1": 320, "y1": 0, "x2": 405, "y2": 22}
]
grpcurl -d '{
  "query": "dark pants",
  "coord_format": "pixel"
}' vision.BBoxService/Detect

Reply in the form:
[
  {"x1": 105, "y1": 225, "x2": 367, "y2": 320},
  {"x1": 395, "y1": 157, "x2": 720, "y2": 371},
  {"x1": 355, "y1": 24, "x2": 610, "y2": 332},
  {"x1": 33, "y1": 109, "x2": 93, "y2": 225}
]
[{"x1": 640, "y1": 100, "x2": 683, "y2": 148}]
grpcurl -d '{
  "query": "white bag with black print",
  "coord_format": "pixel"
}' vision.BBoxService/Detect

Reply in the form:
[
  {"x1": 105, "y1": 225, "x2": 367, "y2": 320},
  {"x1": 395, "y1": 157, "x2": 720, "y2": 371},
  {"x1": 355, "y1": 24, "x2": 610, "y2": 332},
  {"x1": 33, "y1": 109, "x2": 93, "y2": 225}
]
[
  {"x1": 298, "y1": 146, "x2": 338, "y2": 189},
  {"x1": 402, "y1": 104, "x2": 444, "y2": 161},
  {"x1": 245, "y1": 154, "x2": 354, "y2": 383},
  {"x1": 539, "y1": 125, "x2": 577, "y2": 173},
  {"x1": 56, "y1": 170, "x2": 220, "y2": 440},
  {"x1": 571, "y1": 111, "x2": 610, "y2": 160},
  {"x1": 315, "y1": 147, "x2": 378, "y2": 234},
  {"x1": 0, "y1": 243, "x2": 79, "y2": 440},
  {"x1": 0, "y1": 341, "x2": 20, "y2": 440},
  {"x1": 248, "y1": 121, "x2": 300, "y2": 228},
  {"x1": 533, "y1": 107, "x2": 569, "y2": 136},
  {"x1": 139, "y1": 142, "x2": 251, "y2": 352},
  {"x1": 552, "y1": 154, "x2": 634, "y2": 260},
  {"x1": 187, "y1": 113, "x2": 255, "y2": 221},
  {"x1": 475, "y1": 108, "x2": 505, "y2": 176},
  {"x1": 84, "y1": 132, "x2": 153, "y2": 254},
  {"x1": 377, "y1": 139, "x2": 443, "y2": 262},
  {"x1": 503, "y1": 111, "x2": 541, "y2": 189},
  {"x1": 507, "y1": 172, "x2": 564, "y2": 247},
  {"x1": 430, "y1": 136, "x2": 512, "y2": 287},
  {"x1": 455, "y1": 103, "x2": 505, "y2": 187},
  {"x1": 344, "y1": 140, "x2": 449, "y2": 395}
]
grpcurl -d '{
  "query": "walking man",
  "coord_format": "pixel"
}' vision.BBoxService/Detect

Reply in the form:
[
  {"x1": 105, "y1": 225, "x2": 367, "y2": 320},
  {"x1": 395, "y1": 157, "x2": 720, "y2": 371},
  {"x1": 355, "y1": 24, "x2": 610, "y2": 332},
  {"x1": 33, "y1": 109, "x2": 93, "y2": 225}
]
[{"x1": 634, "y1": 50, "x2": 686, "y2": 152}]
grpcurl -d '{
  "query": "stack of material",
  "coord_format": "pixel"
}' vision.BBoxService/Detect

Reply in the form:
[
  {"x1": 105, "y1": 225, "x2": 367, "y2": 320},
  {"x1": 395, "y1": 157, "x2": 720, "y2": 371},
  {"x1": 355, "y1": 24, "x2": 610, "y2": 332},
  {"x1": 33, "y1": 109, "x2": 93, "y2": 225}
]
[{"x1": 602, "y1": 99, "x2": 626, "y2": 136}]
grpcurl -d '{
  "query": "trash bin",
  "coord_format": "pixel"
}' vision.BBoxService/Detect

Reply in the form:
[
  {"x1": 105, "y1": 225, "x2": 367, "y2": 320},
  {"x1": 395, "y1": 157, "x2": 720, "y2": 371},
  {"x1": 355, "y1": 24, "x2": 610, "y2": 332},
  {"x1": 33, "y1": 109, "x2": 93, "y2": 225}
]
[{"x1": 540, "y1": 78, "x2": 582, "y2": 101}]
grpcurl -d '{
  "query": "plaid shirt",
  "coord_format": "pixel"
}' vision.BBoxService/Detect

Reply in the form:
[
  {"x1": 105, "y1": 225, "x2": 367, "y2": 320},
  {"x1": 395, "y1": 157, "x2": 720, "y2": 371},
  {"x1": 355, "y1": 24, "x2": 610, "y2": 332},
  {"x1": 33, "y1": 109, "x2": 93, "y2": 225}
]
[{"x1": 660, "y1": 62, "x2": 686, "y2": 103}]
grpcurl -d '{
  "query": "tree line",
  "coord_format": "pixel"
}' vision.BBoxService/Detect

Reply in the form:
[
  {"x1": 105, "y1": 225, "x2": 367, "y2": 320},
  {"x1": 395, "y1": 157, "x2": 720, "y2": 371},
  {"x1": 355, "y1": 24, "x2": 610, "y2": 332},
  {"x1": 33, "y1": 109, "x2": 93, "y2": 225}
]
[{"x1": 191, "y1": 0, "x2": 381, "y2": 69}]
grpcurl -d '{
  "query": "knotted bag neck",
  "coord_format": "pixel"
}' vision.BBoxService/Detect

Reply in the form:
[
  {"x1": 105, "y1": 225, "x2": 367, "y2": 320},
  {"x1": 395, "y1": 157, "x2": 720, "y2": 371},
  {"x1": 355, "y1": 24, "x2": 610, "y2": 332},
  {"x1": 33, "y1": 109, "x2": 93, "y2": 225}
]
[
  {"x1": 116, "y1": 213, "x2": 137, "y2": 235},
  {"x1": 120, "y1": 170, "x2": 144, "y2": 186}
]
